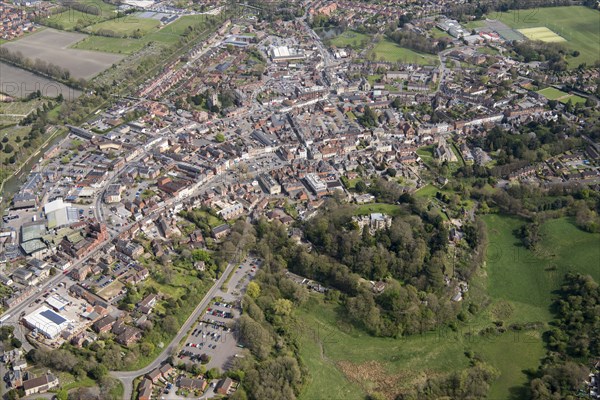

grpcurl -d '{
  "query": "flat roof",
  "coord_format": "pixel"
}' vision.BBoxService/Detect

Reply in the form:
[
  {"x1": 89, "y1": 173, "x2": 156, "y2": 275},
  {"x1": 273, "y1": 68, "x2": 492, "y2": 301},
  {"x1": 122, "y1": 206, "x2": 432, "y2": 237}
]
[
  {"x1": 23, "y1": 306, "x2": 71, "y2": 339},
  {"x1": 45, "y1": 295, "x2": 70, "y2": 311}
]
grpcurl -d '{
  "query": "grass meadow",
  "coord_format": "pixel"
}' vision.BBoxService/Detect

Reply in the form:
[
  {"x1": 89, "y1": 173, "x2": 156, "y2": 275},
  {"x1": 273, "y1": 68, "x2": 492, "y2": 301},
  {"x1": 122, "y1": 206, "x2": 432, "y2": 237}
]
[
  {"x1": 494, "y1": 6, "x2": 600, "y2": 67},
  {"x1": 295, "y1": 216, "x2": 600, "y2": 400},
  {"x1": 369, "y1": 39, "x2": 438, "y2": 65}
]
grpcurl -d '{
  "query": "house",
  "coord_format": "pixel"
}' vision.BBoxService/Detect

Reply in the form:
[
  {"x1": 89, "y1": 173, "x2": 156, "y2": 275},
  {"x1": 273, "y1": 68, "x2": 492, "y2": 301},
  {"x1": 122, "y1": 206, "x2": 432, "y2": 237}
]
[
  {"x1": 22, "y1": 374, "x2": 59, "y2": 396},
  {"x1": 93, "y1": 315, "x2": 116, "y2": 333},
  {"x1": 138, "y1": 378, "x2": 153, "y2": 400},
  {"x1": 216, "y1": 377, "x2": 236, "y2": 395},
  {"x1": 212, "y1": 224, "x2": 231, "y2": 240},
  {"x1": 179, "y1": 377, "x2": 208, "y2": 391},
  {"x1": 137, "y1": 294, "x2": 158, "y2": 314},
  {"x1": 146, "y1": 369, "x2": 162, "y2": 383},
  {"x1": 159, "y1": 363, "x2": 174, "y2": 378},
  {"x1": 116, "y1": 326, "x2": 142, "y2": 346}
]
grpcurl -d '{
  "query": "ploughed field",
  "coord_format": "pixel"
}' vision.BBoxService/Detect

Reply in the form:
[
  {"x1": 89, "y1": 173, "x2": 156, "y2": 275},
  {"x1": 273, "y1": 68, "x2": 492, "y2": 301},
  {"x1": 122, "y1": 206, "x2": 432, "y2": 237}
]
[{"x1": 0, "y1": 28, "x2": 123, "y2": 79}]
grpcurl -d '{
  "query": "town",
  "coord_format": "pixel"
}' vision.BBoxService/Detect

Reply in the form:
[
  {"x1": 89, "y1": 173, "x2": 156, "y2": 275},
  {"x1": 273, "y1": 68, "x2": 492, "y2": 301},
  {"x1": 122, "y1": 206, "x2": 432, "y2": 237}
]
[{"x1": 0, "y1": 0, "x2": 599, "y2": 399}]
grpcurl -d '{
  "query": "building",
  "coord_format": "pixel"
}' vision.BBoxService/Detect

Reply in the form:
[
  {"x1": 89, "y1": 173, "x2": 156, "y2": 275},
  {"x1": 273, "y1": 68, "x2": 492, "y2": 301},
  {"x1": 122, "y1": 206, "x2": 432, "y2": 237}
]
[
  {"x1": 138, "y1": 378, "x2": 153, "y2": 400},
  {"x1": 93, "y1": 315, "x2": 116, "y2": 333},
  {"x1": 23, "y1": 306, "x2": 72, "y2": 339},
  {"x1": 45, "y1": 295, "x2": 70, "y2": 312},
  {"x1": 137, "y1": 294, "x2": 158, "y2": 314},
  {"x1": 217, "y1": 202, "x2": 244, "y2": 220},
  {"x1": 212, "y1": 224, "x2": 231, "y2": 240},
  {"x1": 259, "y1": 174, "x2": 281, "y2": 195},
  {"x1": 304, "y1": 173, "x2": 328, "y2": 196},
  {"x1": 22, "y1": 374, "x2": 59, "y2": 396},
  {"x1": 104, "y1": 184, "x2": 124, "y2": 203},
  {"x1": 44, "y1": 198, "x2": 79, "y2": 229},
  {"x1": 270, "y1": 46, "x2": 305, "y2": 62},
  {"x1": 179, "y1": 377, "x2": 208, "y2": 391},
  {"x1": 216, "y1": 377, "x2": 236, "y2": 395}
]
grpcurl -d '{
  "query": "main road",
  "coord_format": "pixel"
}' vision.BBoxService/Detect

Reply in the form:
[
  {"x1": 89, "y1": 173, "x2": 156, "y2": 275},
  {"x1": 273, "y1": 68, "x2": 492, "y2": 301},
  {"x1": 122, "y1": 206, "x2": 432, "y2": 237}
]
[{"x1": 111, "y1": 247, "x2": 240, "y2": 400}]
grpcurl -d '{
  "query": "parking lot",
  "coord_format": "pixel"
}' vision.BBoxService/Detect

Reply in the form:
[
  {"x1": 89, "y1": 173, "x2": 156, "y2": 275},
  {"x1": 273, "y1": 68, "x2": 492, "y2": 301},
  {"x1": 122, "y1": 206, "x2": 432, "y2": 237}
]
[{"x1": 178, "y1": 257, "x2": 260, "y2": 371}]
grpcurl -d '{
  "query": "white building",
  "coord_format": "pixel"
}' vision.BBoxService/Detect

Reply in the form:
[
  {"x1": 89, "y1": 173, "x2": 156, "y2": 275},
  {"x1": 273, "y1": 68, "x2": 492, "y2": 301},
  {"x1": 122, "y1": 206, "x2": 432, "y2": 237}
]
[{"x1": 23, "y1": 306, "x2": 72, "y2": 340}]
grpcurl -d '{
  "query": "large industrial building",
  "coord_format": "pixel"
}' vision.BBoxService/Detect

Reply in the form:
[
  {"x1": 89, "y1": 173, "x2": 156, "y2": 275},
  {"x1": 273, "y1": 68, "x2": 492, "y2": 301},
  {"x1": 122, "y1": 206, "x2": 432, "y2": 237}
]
[
  {"x1": 270, "y1": 46, "x2": 305, "y2": 62},
  {"x1": 23, "y1": 306, "x2": 72, "y2": 339}
]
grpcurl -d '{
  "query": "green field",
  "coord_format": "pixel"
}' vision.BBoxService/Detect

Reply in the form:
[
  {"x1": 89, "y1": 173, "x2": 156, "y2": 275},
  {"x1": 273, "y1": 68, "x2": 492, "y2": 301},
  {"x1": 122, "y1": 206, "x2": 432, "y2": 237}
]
[
  {"x1": 430, "y1": 27, "x2": 452, "y2": 39},
  {"x1": 354, "y1": 203, "x2": 404, "y2": 216},
  {"x1": 71, "y1": 35, "x2": 147, "y2": 54},
  {"x1": 296, "y1": 215, "x2": 600, "y2": 399},
  {"x1": 482, "y1": 215, "x2": 600, "y2": 323},
  {"x1": 73, "y1": 14, "x2": 211, "y2": 53},
  {"x1": 537, "y1": 87, "x2": 587, "y2": 105},
  {"x1": 84, "y1": 16, "x2": 160, "y2": 37},
  {"x1": 494, "y1": 6, "x2": 600, "y2": 67},
  {"x1": 370, "y1": 39, "x2": 438, "y2": 65},
  {"x1": 41, "y1": 0, "x2": 117, "y2": 30},
  {"x1": 416, "y1": 145, "x2": 435, "y2": 164},
  {"x1": 44, "y1": 9, "x2": 107, "y2": 30},
  {"x1": 330, "y1": 30, "x2": 371, "y2": 49}
]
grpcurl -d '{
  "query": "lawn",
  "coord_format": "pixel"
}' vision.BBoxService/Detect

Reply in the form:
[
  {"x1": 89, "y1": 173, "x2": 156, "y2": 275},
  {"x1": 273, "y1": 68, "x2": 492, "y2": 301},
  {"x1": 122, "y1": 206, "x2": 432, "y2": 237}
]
[
  {"x1": 414, "y1": 184, "x2": 441, "y2": 199},
  {"x1": 84, "y1": 16, "x2": 160, "y2": 38},
  {"x1": 430, "y1": 27, "x2": 452, "y2": 39},
  {"x1": 493, "y1": 6, "x2": 600, "y2": 68},
  {"x1": 416, "y1": 145, "x2": 435, "y2": 165},
  {"x1": 463, "y1": 20, "x2": 486, "y2": 30},
  {"x1": 330, "y1": 30, "x2": 371, "y2": 50},
  {"x1": 295, "y1": 215, "x2": 600, "y2": 399},
  {"x1": 537, "y1": 87, "x2": 588, "y2": 105},
  {"x1": 353, "y1": 203, "x2": 404, "y2": 216},
  {"x1": 370, "y1": 39, "x2": 438, "y2": 65}
]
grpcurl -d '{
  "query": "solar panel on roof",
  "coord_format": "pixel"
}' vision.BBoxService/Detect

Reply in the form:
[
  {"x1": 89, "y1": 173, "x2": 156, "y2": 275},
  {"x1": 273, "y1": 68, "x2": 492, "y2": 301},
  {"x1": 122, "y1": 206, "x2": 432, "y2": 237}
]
[{"x1": 40, "y1": 310, "x2": 66, "y2": 325}]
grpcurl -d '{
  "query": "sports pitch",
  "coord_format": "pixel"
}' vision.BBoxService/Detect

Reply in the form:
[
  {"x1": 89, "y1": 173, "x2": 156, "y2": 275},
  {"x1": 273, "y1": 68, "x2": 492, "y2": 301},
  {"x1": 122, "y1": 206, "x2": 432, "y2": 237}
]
[{"x1": 518, "y1": 27, "x2": 566, "y2": 43}]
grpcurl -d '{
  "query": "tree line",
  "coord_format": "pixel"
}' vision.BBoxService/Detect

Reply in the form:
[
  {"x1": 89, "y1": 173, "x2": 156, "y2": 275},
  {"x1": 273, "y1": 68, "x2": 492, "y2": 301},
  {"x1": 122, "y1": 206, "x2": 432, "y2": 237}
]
[
  {"x1": 385, "y1": 30, "x2": 449, "y2": 55},
  {"x1": 0, "y1": 48, "x2": 87, "y2": 89},
  {"x1": 529, "y1": 273, "x2": 600, "y2": 399}
]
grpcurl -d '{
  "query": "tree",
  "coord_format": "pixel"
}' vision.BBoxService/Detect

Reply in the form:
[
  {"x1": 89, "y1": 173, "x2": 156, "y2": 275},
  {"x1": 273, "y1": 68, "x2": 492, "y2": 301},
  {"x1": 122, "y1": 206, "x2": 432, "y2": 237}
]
[
  {"x1": 215, "y1": 133, "x2": 225, "y2": 143},
  {"x1": 161, "y1": 315, "x2": 179, "y2": 335},
  {"x1": 355, "y1": 180, "x2": 367, "y2": 193},
  {"x1": 386, "y1": 167, "x2": 397, "y2": 177},
  {"x1": 272, "y1": 298, "x2": 293, "y2": 316},
  {"x1": 89, "y1": 364, "x2": 108, "y2": 380},
  {"x1": 247, "y1": 281, "x2": 261, "y2": 299}
]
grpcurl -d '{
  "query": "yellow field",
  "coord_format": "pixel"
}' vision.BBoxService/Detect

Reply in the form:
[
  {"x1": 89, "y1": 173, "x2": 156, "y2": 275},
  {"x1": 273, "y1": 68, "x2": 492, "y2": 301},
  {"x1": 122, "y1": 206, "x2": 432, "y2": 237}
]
[{"x1": 518, "y1": 27, "x2": 566, "y2": 43}]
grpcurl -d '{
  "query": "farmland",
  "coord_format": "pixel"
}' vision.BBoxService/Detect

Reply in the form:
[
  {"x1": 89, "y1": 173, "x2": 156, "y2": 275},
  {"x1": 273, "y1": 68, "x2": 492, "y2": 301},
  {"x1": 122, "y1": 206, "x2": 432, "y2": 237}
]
[
  {"x1": 39, "y1": 0, "x2": 118, "y2": 30},
  {"x1": 1, "y1": 29, "x2": 123, "y2": 79},
  {"x1": 84, "y1": 16, "x2": 161, "y2": 38},
  {"x1": 369, "y1": 39, "x2": 438, "y2": 65},
  {"x1": 70, "y1": 35, "x2": 147, "y2": 54},
  {"x1": 295, "y1": 216, "x2": 600, "y2": 400},
  {"x1": 43, "y1": 9, "x2": 106, "y2": 31},
  {"x1": 493, "y1": 6, "x2": 600, "y2": 67},
  {"x1": 0, "y1": 62, "x2": 82, "y2": 99},
  {"x1": 72, "y1": 14, "x2": 212, "y2": 54}
]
